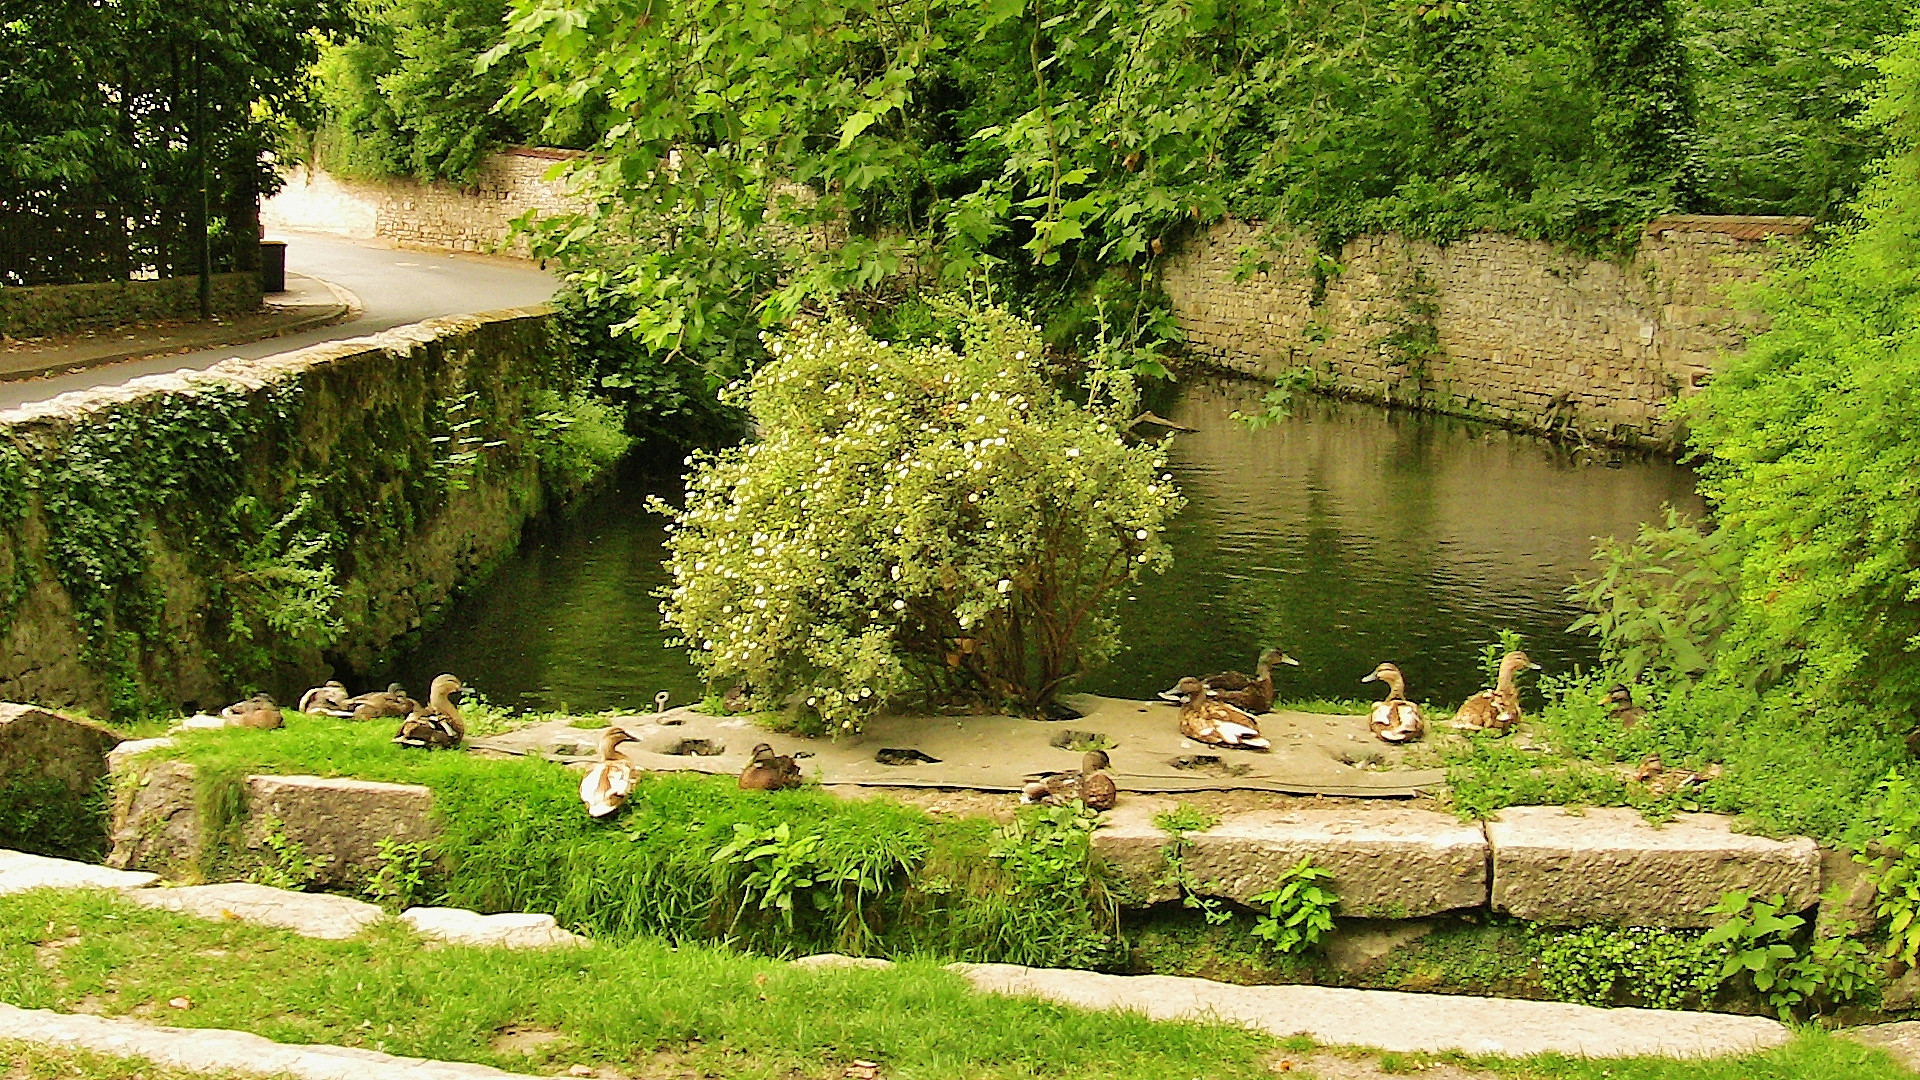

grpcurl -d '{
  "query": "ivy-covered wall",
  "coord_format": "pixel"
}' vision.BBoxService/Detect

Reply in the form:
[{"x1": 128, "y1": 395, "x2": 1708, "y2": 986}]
[
  {"x1": 0, "y1": 272, "x2": 263, "y2": 339},
  {"x1": 0, "y1": 306, "x2": 578, "y2": 718}
]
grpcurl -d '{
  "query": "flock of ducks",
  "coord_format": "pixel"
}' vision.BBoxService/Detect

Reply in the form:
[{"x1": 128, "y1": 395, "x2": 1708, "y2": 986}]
[
  {"x1": 212, "y1": 674, "x2": 468, "y2": 749},
  {"x1": 1160, "y1": 647, "x2": 1544, "y2": 752},
  {"x1": 579, "y1": 732, "x2": 807, "y2": 819}
]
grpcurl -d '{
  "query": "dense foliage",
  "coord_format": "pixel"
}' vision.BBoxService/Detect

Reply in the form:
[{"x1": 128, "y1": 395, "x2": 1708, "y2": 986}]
[
  {"x1": 0, "y1": 0, "x2": 351, "y2": 285},
  {"x1": 657, "y1": 304, "x2": 1181, "y2": 727}
]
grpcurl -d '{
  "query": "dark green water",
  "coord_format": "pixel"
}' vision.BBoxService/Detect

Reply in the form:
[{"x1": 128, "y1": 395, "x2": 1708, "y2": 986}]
[{"x1": 383, "y1": 381, "x2": 1701, "y2": 712}]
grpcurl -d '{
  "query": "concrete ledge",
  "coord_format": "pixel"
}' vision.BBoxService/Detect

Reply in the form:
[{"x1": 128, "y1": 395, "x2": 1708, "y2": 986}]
[
  {"x1": 0, "y1": 1003, "x2": 552, "y2": 1080},
  {"x1": 1094, "y1": 799, "x2": 1488, "y2": 916},
  {"x1": 126, "y1": 881, "x2": 385, "y2": 940},
  {"x1": 1487, "y1": 807, "x2": 1821, "y2": 927},
  {"x1": 0, "y1": 849, "x2": 156, "y2": 894},
  {"x1": 952, "y1": 963, "x2": 1790, "y2": 1057},
  {"x1": 400, "y1": 907, "x2": 586, "y2": 949}
]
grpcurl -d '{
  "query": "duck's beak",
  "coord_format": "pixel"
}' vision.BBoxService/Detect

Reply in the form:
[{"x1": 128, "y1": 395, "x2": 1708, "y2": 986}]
[
  {"x1": 1157, "y1": 688, "x2": 1185, "y2": 702},
  {"x1": 1529, "y1": 662, "x2": 1543, "y2": 670},
  {"x1": 1361, "y1": 673, "x2": 1378, "y2": 683},
  {"x1": 1280, "y1": 654, "x2": 1301, "y2": 666}
]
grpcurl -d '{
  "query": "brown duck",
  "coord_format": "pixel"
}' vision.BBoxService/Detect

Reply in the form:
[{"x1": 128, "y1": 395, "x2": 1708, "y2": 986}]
[
  {"x1": 1171, "y1": 676, "x2": 1270, "y2": 750},
  {"x1": 394, "y1": 674, "x2": 464, "y2": 750},
  {"x1": 1160, "y1": 648, "x2": 1299, "y2": 714},
  {"x1": 1450, "y1": 652, "x2": 1540, "y2": 734},
  {"x1": 1361, "y1": 662, "x2": 1426, "y2": 744},
  {"x1": 1021, "y1": 750, "x2": 1119, "y2": 811},
  {"x1": 346, "y1": 683, "x2": 416, "y2": 721},
  {"x1": 579, "y1": 726, "x2": 637, "y2": 818},
  {"x1": 296, "y1": 681, "x2": 352, "y2": 716},
  {"x1": 739, "y1": 743, "x2": 803, "y2": 791},
  {"x1": 1607, "y1": 684, "x2": 1644, "y2": 729},
  {"x1": 219, "y1": 693, "x2": 283, "y2": 730}
]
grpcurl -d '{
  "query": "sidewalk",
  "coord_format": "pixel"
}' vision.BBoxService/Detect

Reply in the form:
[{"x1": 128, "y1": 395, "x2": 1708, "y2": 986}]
[{"x1": 0, "y1": 273, "x2": 357, "y2": 384}]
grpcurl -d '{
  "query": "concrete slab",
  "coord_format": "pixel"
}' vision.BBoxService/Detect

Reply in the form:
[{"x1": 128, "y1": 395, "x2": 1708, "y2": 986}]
[
  {"x1": 951, "y1": 963, "x2": 1791, "y2": 1058},
  {"x1": 0, "y1": 1002, "x2": 551, "y2": 1080},
  {"x1": 400, "y1": 907, "x2": 586, "y2": 949},
  {"x1": 245, "y1": 775, "x2": 436, "y2": 887},
  {"x1": 1094, "y1": 798, "x2": 1488, "y2": 915},
  {"x1": 1843, "y1": 1021, "x2": 1920, "y2": 1072},
  {"x1": 1487, "y1": 807, "x2": 1820, "y2": 927},
  {"x1": 126, "y1": 882, "x2": 384, "y2": 940},
  {"x1": 792, "y1": 953, "x2": 896, "y2": 970},
  {"x1": 0, "y1": 849, "x2": 157, "y2": 894}
]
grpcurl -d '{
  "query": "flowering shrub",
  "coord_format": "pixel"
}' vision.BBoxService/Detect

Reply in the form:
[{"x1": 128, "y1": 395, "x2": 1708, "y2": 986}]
[{"x1": 657, "y1": 304, "x2": 1183, "y2": 731}]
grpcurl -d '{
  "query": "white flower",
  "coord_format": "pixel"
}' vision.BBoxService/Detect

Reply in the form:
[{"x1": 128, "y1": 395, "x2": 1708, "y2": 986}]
[
  {"x1": 1136, "y1": 529, "x2": 1149, "y2": 540},
  {"x1": 997, "y1": 579, "x2": 1012, "y2": 593},
  {"x1": 1066, "y1": 448, "x2": 1080, "y2": 458}
]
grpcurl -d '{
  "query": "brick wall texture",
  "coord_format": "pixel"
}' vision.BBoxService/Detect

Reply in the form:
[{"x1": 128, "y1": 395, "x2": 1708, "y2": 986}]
[{"x1": 1160, "y1": 216, "x2": 1812, "y2": 448}]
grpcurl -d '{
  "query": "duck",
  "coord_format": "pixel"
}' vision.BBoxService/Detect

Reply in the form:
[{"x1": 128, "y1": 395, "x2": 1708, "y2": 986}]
[
  {"x1": 345, "y1": 683, "x2": 415, "y2": 721},
  {"x1": 578, "y1": 726, "x2": 637, "y2": 818},
  {"x1": 219, "y1": 693, "x2": 284, "y2": 730},
  {"x1": 393, "y1": 674, "x2": 464, "y2": 750},
  {"x1": 296, "y1": 680, "x2": 352, "y2": 716},
  {"x1": 1361, "y1": 662, "x2": 1426, "y2": 743},
  {"x1": 739, "y1": 742, "x2": 804, "y2": 791},
  {"x1": 1607, "y1": 684, "x2": 1644, "y2": 729},
  {"x1": 1171, "y1": 676, "x2": 1270, "y2": 750},
  {"x1": 1158, "y1": 648, "x2": 1300, "y2": 715},
  {"x1": 1450, "y1": 651, "x2": 1541, "y2": 734},
  {"x1": 1022, "y1": 750, "x2": 1119, "y2": 811}
]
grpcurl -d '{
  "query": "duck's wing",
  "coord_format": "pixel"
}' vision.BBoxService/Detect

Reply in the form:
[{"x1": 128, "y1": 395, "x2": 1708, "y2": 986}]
[
  {"x1": 1199, "y1": 669, "x2": 1255, "y2": 692},
  {"x1": 1449, "y1": 690, "x2": 1497, "y2": 729}
]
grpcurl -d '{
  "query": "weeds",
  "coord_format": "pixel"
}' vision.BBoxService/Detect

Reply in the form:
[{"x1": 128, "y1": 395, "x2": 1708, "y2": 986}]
[
  {"x1": 249, "y1": 817, "x2": 333, "y2": 891},
  {"x1": 1247, "y1": 859, "x2": 1337, "y2": 956}
]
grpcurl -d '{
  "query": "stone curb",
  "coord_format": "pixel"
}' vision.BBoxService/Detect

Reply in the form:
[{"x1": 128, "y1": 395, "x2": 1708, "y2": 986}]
[
  {"x1": 948, "y1": 962, "x2": 1792, "y2": 1058},
  {"x1": 0, "y1": 294, "x2": 353, "y2": 385},
  {"x1": 0, "y1": 1003, "x2": 550, "y2": 1080}
]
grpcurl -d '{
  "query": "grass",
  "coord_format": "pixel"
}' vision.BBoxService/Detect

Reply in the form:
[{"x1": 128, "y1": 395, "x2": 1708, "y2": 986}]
[
  {"x1": 0, "y1": 1039, "x2": 290, "y2": 1079},
  {"x1": 138, "y1": 713, "x2": 1123, "y2": 966},
  {"x1": 0, "y1": 891, "x2": 1911, "y2": 1080}
]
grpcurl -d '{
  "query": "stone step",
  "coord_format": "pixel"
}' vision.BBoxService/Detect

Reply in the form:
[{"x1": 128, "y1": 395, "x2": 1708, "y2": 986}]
[
  {"x1": 949, "y1": 962, "x2": 1791, "y2": 1059},
  {"x1": 125, "y1": 882, "x2": 386, "y2": 940},
  {"x1": 400, "y1": 906, "x2": 587, "y2": 949},
  {"x1": 0, "y1": 1003, "x2": 551, "y2": 1080},
  {"x1": 1486, "y1": 806, "x2": 1822, "y2": 927},
  {"x1": 0, "y1": 849, "x2": 156, "y2": 894}
]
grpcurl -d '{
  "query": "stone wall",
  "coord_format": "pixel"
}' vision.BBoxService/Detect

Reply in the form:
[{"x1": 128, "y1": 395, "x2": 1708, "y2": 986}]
[
  {"x1": 0, "y1": 272, "x2": 262, "y2": 339},
  {"x1": 1160, "y1": 216, "x2": 1813, "y2": 448},
  {"x1": 262, "y1": 148, "x2": 587, "y2": 256},
  {"x1": 0, "y1": 306, "x2": 575, "y2": 717}
]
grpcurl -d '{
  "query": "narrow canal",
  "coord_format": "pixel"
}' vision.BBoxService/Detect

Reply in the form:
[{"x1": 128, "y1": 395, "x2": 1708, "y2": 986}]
[{"x1": 382, "y1": 380, "x2": 1702, "y2": 713}]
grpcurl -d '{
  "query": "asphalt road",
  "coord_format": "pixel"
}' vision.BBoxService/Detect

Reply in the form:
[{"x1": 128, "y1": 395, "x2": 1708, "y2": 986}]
[{"x1": 0, "y1": 232, "x2": 558, "y2": 411}]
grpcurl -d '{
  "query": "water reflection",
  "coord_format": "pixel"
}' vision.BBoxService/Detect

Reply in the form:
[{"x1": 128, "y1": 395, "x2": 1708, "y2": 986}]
[{"x1": 380, "y1": 381, "x2": 1702, "y2": 713}]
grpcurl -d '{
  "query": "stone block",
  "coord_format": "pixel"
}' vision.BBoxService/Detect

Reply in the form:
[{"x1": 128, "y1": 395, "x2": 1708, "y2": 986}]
[
  {"x1": 1093, "y1": 800, "x2": 1488, "y2": 917},
  {"x1": 0, "y1": 848, "x2": 157, "y2": 894},
  {"x1": 127, "y1": 881, "x2": 384, "y2": 940},
  {"x1": 1487, "y1": 807, "x2": 1820, "y2": 927},
  {"x1": 1817, "y1": 844, "x2": 1880, "y2": 938},
  {"x1": 245, "y1": 775, "x2": 437, "y2": 886},
  {"x1": 106, "y1": 759, "x2": 201, "y2": 876},
  {"x1": 0, "y1": 704, "x2": 122, "y2": 847},
  {"x1": 401, "y1": 907, "x2": 586, "y2": 949}
]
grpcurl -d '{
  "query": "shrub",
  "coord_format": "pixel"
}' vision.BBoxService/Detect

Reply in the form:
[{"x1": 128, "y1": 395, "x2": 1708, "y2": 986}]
[
  {"x1": 1533, "y1": 923, "x2": 1727, "y2": 1010},
  {"x1": 526, "y1": 389, "x2": 633, "y2": 491},
  {"x1": 657, "y1": 303, "x2": 1183, "y2": 729}
]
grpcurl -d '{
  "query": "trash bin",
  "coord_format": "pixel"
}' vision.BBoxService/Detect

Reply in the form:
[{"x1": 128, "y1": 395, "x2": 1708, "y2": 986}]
[{"x1": 259, "y1": 240, "x2": 288, "y2": 293}]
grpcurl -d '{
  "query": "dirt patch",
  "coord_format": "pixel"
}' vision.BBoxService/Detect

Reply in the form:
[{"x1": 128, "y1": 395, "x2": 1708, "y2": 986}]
[
  {"x1": 32, "y1": 936, "x2": 80, "y2": 969},
  {"x1": 1278, "y1": 1051, "x2": 1497, "y2": 1079},
  {"x1": 490, "y1": 1025, "x2": 567, "y2": 1055}
]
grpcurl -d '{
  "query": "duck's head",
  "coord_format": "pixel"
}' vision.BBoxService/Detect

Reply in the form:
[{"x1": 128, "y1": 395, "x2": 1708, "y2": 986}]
[
  {"x1": 1172, "y1": 676, "x2": 1206, "y2": 701},
  {"x1": 326, "y1": 681, "x2": 347, "y2": 691},
  {"x1": 430, "y1": 674, "x2": 462, "y2": 700},
  {"x1": 252, "y1": 692, "x2": 277, "y2": 706},
  {"x1": 1499, "y1": 652, "x2": 1540, "y2": 679},
  {"x1": 1361, "y1": 662, "x2": 1402, "y2": 684},
  {"x1": 1606, "y1": 683, "x2": 1634, "y2": 705},
  {"x1": 387, "y1": 683, "x2": 407, "y2": 695},
  {"x1": 1082, "y1": 749, "x2": 1111, "y2": 772},
  {"x1": 599, "y1": 725, "x2": 634, "y2": 757},
  {"x1": 750, "y1": 742, "x2": 776, "y2": 762},
  {"x1": 1261, "y1": 648, "x2": 1301, "y2": 669}
]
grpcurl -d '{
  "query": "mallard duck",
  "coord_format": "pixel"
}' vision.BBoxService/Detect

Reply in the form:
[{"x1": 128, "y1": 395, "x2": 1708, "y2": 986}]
[
  {"x1": 297, "y1": 681, "x2": 352, "y2": 716},
  {"x1": 1021, "y1": 750, "x2": 1119, "y2": 810},
  {"x1": 219, "y1": 693, "x2": 284, "y2": 730},
  {"x1": 394, "y1": 674, "x2": 464, "y2": 750},
  {"x1": 1159, "y1": 648, "x2": 1299, "y2": 714},
  {"x1": 579, "y1": 726, "x2": 637, "y2": 818},
  {"x1": 739, "y1": 742, "x2": 803, "y2": 791},
  {"x1": 345, "y1": 683, "x2": 415, "y2": 721},
  {"x1": 1607, "y1": 684, "x2": 1644, "y2": 729},
  {"x1": 1450, "y1": 651, "x2": 1541, "y2": 734},
  {"x1": 1361, "y1": 662, "x2": 1426, "y2": 743},
  {"x1": 1171, "y1": 676, "x2": 1270, "y2": 750}
]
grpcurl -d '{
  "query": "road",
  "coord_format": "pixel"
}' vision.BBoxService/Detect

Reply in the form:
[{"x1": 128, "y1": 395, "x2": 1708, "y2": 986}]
[{"x1": 0, "y1": 232, "x2": 558, "y2": 411}]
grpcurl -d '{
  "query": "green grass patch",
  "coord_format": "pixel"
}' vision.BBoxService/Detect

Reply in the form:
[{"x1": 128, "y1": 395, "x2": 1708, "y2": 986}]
[
  {"x1": 147, "y1": 714, "x2": 1122, "y2": 965},
  {"x1": 0, "y1": 891, "x2": 1910, "y2": 1080},
  {"x1": 0, "y1": 1039, "x2": 287, "y2": 1080}
]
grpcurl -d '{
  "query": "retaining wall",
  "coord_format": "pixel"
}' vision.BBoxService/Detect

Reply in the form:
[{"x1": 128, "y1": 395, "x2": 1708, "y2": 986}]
[
  {"x1": 263, "y1": 149, "x2": 587, "y2": 256},
  {"x1": 0, "y1": 272, "x2": 262, "y2": 339},
  {"x1": 1159, "y1": 216, "x2": 1813, "y2": 448},
  {"x1": 0, "y1": 306, "x2": 576, "y2": 717}
]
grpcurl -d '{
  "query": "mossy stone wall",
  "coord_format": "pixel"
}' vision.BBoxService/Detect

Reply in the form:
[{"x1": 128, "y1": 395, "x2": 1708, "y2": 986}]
[
  {"x1": 0, "y1": 272, "x2": 263, "y2": 338},
  {"x1": 0, "y1": 306, "x2": 572, "y2": 717}
]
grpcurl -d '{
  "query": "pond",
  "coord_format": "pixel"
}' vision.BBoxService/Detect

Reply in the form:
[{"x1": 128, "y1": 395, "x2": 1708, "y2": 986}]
[{"x1": 378, "y1": 380, "x2": 1702, "y2": 713}]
